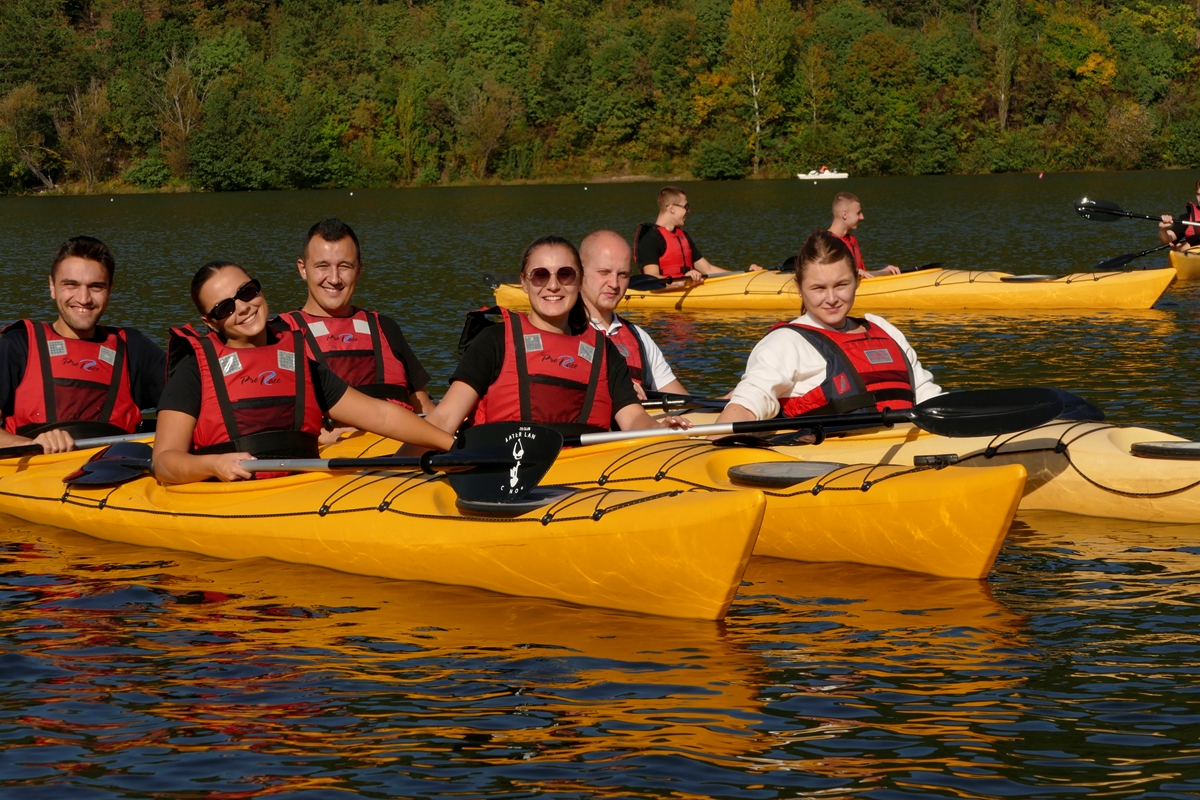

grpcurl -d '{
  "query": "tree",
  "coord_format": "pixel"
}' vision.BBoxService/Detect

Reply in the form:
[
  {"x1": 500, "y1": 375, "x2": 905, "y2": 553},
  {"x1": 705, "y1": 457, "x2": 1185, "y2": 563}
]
[
  {"x1": 797, "y1": 44, "x2": 833, "y2": 124},
  {"x1": 726, "y1": 0, "x2": 794, "y2": 174},
  {"x1": 152, "y1": 46, "x2": 205, "y2": 179},
  {"x1": 0, "y1": 83, "x2": 55, "y2": 190},
  {"x1": 454, "y1": 79, "x2": 518, "y2": 178},
  {"x1": 55, "y1": 79, "x2": 110, "y2": 191},
  {"x1": 992, "y1": 0, "x2": 1018, "y2": 130}
]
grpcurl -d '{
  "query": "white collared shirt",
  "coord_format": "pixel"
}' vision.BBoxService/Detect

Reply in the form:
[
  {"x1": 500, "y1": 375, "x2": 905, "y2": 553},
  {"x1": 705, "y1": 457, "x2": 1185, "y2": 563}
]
[{"x1": 588, "y1": 314, "x2": 678, "y2": 391}]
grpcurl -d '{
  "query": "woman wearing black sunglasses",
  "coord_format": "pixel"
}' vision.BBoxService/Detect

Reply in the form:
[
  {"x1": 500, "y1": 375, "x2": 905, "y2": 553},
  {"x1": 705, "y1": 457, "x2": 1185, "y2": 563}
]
[
  {"x1": 425, "y1": 236, "x2": 690, "y2": 438},
  {"x1": 153, "y1": 260, "x2": 455, "y2": 483}
]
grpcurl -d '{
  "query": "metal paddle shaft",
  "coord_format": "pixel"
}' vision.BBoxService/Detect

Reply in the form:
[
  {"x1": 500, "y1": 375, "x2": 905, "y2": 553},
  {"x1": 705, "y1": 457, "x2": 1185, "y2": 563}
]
[
  {"x1": 565, "y1": 388, "x2": 1065, "y2": 447},
  {"x1": 0, "y1": 431, "x2": 152, "y2": 460},
  {"x1": 244, "y1": 452, "x2": 516, "y2": 473},
  {"x1": 641, "y1": 391, "x2": 728, "y2": 412},
  {"x1": 1075, "y1": 198, "x2": 1200, "y2": 227}
]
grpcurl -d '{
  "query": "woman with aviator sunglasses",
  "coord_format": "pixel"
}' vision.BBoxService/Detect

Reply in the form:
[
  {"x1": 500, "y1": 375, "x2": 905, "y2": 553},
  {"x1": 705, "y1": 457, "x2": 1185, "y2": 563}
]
[
  {"x1": 153, "y1": 260, "x2": 454, "y2": 483},
  {"x1": 425, "y1": 236, "x2": 691, "y2": 437}
]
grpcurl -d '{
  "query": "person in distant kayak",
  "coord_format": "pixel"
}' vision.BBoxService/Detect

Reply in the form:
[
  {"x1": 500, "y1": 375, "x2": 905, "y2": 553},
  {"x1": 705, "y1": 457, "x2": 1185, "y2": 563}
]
[
  {"x1": 153, "y1": 260, "x2": 453, "y2": 483},
  {"x1": 0, "y1": 236, "x2": 165, "y2": 454},
  {"x1": 829, "y1": 192, "x2": 901, "y2": 279},
  {"x1": 425, "y1": 235, "x2": 692, "y2": 437},
  {"x1": 1158, "y1": 178, "x2": 1200, "y2": 250},
  {"x1": 275, "y1": 219, "x2": 435, "y2": 443},
  {"x1": 636, "y1": 186, "x2": 762, "y2": 285},
  {"x1": 579, "y1": 229, "x2": 688, "y2": 399},
  {"x1": 714, "y1": 230, "x2": 940, "y2": 426}
]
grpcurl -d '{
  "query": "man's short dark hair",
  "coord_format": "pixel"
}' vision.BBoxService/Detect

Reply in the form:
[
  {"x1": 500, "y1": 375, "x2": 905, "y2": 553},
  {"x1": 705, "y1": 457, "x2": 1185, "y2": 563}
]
[
  {"x1": 51, "y1": 236, "x2": 116, "y2": 283},
  {"x1": 303, "y1": 218, "x2": 361, "y2": 262}
]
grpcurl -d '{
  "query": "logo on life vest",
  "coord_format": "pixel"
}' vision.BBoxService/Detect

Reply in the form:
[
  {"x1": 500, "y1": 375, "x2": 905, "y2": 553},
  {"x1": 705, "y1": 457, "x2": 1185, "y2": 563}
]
[
  {"x1": 257, "y1": 370, "x2": 281, "y2": 386},
  {"x1": 47, "y1": 339, "x2": 67, "y2": 357},
  {"x1": 77, "y1": 359, "x2": 100, "y2": 372},
  {"x1": 332, "y1": 333, "x2": 357, "y2": 343},
  {"x1": 832, "y1": 373, "x2": 852, "y2": 394},
  {"x1": 864, "y1": 348, "x2": 894, "y2": 365},
  {"x1": 541, "y1": 354, "x2": 577, "y2": 369},
  {"x1": 219, "y1": 352, "x2": 243, "y2": 376}
]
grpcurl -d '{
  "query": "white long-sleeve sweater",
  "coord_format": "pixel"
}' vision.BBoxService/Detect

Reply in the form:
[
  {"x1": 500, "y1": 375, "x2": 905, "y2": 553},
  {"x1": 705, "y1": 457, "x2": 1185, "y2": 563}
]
[{"x1": 727, "y1": 312, "x2": 942, "y2": 420}]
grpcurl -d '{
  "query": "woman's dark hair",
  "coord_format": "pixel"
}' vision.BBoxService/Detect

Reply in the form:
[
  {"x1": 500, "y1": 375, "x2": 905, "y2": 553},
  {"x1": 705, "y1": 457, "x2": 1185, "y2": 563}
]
[
  {"x1": 520, "y1": 235, "x2": 581, "y2": 274},
  {"x1": 190, "y1": 260, "x2": 245, "y2": 315},
  {"x1": 51, "y1": 236, "x2": 116, "y2": 283}
]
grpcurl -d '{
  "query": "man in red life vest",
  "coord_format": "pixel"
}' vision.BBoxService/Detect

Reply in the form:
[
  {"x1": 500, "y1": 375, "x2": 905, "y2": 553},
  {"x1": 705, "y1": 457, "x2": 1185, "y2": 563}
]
[
  {"x1": 0, "y1": 236, "x2": 165, "y2": 454},
  {"x1": 636, "y1": 186, "x2": 751, "y2": 285},
  {"x1": 829, "y1": 192, "x2": 902, "y2": 279},
  {"x1": 276, "y1": 219, "x2": 435, "y2": 439},
  {"x1": 1158, "y1": 178, "x2": 1200, "y2": 250},
  {"x1": 579, "y1": 230, "x2": 688, "y2": 400}
]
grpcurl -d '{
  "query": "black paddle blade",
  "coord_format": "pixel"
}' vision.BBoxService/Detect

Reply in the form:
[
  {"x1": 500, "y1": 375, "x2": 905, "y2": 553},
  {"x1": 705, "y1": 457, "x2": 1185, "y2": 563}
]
[
  {"x1": 63, "y1": 441, "x2": 154, "y2": 485},
  {"x1": 482, "y1": 272, "x2": 521, "y2": 289},
  {"x1": 1051, "y1": 389, "x2": 1105, "y2": 422},
  {"x1": 903, "y1": 388, "x2": 1064, "y2": 437},
  {"x1": 628, "y1": 274, "x2": 669, "y2": 291},
  {"x1": 899, "y1": 262, "x2": 943, "y2": 274},
  {"x1": 445, "y1": 423, "x2": 563, "y2": 504},
  {"x1": 1074, "y1": 198, "x2": 1124, "y2": 222}
]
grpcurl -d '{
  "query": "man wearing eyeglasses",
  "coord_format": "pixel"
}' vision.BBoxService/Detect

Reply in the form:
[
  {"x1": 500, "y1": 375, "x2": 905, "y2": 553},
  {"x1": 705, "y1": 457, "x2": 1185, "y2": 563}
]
[
  {"x1": 580, "y1": 230, "x2": 688, "y2": 400},
  {"x1": 0, "y1": 236, "x2": 165, "y2": 454},
  {"x1": 275, "y1": 219, "x2": 435, "y2": 434},
  {"x1": 635, "y1": 186, "x2": 737, "y2": 285}
]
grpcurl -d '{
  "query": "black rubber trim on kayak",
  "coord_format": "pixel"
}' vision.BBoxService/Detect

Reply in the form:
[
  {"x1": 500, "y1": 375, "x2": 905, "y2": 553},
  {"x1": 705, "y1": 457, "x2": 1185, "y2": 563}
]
[{"x1": 1130, "y1": 441, "x2": 1200, "y2": 460}]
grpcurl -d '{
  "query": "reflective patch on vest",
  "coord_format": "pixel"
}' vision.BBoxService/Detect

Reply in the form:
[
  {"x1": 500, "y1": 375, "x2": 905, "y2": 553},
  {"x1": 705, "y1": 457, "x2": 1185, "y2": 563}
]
[
  {"x1": 864, "y1": 348, "x2": 895, "y2": 365},
  {"x1": 307, "y1": 320, "x2": 329, "y2": 337},
  {"x1": 615, "y1": 343, "x2": 630, "y2": 358},
  {"x1": 578, "y1": 342, "x2": 595, "y2": 363},
  {"x1": 832, "y1": 373, "x2": 851, "y2": 395},
  {"x1": 220, "y1": 352, "x2": 243, "y2": 376},
  {"x1": 353, "y1": 318, "x2": 371, "y2": 335},
  {"x1": 99, "y1": 346, "x2": 116, "y2": 365},
  {"x1": 47, "y1": 339, "x2": 67, "y2": 357},
  {"x1": 524, "y1": 334, "x2": 543, "y2": 353},
  {"x1": 278, "y1": 349, "x2": 296, "y2": 372}
]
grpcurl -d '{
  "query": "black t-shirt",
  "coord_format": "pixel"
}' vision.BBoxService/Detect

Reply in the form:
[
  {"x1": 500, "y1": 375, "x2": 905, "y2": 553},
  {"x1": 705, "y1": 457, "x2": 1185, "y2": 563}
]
[
  {"x1": 451, "y1": 325, "x2": 640, "y2": 413},
  {"x1": 1171, "y1": 206, "x2": 1200, "y2": 245},
  {"x1": 0, "y1": 322, "x2": 166, "y2": 419},
  {"x1": 270, "y1": 311, "x2": 431, "y2": 391},
  {"x1": 635, "y1": 225, "x2": 703, "y2": 269},
  {"x1": 158, "y1": 340, "x2": 349, "y2": 419}
]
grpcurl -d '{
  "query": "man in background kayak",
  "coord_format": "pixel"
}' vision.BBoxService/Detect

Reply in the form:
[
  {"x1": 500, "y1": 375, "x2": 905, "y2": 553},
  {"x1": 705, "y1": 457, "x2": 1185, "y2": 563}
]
[
  {"x1": 0, "y1": 236, "x2": 165, "y2": 454},
  {"x1": 829, "y1": 192, "x2": 902, "y2": 279},
  {"x1": 277, "y1": 219, "x2": 435, "y2": 440},
  {"x1": 1158, "y1": 178, "x2": 1200, "y2": 250},
  {"x1": 580, "y1": 230, "x2": 688, "y2": 399},
  {"x1": 636, "y1": 186, "x2": 749, "y2": 285}
]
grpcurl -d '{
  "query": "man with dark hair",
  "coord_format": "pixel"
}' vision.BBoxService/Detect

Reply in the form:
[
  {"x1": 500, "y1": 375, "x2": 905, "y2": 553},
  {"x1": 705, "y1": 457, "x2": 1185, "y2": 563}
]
[
  {"x1": 829, "y1": 192, "x2": 901, "y2": 278},
  {"x1": 0, "y1": 235, "x2": 166, "y2": 453},
  {"x1": 635, "y1": 186, "x2": 741, "y2": 285},
  {"x1": 276, "y1": 219, "x2": 434, "y2": 439}
]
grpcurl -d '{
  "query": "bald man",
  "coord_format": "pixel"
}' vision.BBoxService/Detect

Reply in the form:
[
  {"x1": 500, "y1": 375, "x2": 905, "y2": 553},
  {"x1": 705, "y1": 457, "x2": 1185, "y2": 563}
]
[
  {"x1": 580, "y1": 230, "x2": 687, "y2": 398},
  {"x1": 829, "y1": 192, "x2": 901, "y2": 278}
]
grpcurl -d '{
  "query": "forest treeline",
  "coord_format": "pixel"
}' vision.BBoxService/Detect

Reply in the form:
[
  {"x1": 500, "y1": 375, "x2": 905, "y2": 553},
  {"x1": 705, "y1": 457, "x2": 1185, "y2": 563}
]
[{"x1": 1, "y1": 0, "x2": 1198, "y2": 194}]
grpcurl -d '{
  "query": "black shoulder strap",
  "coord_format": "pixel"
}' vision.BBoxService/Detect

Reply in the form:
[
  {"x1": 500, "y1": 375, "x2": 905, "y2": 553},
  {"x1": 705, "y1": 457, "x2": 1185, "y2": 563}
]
[
  {"x1": 576, "y1": 328, "x2": 606, "y2": 425},
  {"x1": 458, "y1": 306, "x2": 503, "y2": 359},
  {"x1": 196, "y1": 334, "x2": 242, "y2": 442},
  {"x1": 776, "y1": 324, "x2": 876, "y2": 415},
  {"x1": 623, "y1": 317, "x2": 653, "y2": 391},
  {"x1": 287, "y1": 311, "x2": 330, "y2": 370},
  {"x1": 290, "y1": 330, "x2": 307, "y2": 431},
  {"x1": 95, "y1": 327, "x2": 127, "y2": 424},
  {"x1": 366, "y1": 311, "x2": 386, "y2": 385},
  {"x1": 31, "y1": 322, "x2": 57, "y2": 424},
  {"x1": 506, "y1": 310, "x2": 533, "y2": 422}
]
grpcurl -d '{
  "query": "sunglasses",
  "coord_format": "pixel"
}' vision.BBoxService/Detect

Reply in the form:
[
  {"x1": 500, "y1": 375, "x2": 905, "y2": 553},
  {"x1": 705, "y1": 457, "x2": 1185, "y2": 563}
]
[
  {"x1": 672, "y1": 202, "x2": 690, "y2": 211},
  {"x1": 524, "y1": 266, "x2": 578, "y2": 287},
  {"x1": 207, "y1": 278, "x2": 262, "y2": 320}
]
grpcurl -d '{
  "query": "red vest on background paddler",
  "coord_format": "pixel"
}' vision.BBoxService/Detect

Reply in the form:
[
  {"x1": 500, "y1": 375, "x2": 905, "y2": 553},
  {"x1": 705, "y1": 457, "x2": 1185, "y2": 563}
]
[
  {"x1": 471, "y1": 307, "x2": 613, "y2": 432},
  {"x1": 604, "y1": 316, "x2": 650, "y2": 388},
  {"x1": 279, "y1": 309, "x2": 414, "y2": 410},
  {"x1": 832, "y1": 232, "x2": 867, "y2": 274},
  {"x1": 168, "y1": 324, "x2": 322, "y2": 458},
  {"x1": 636, "y1": 223, "x2": 694, "y2": 279},
  {"x1": 2, "y1": 320, "x2": 141, "y2": 437},
  {"x1": 771, "y1": 318, "x2": 915, "y2": 417}
]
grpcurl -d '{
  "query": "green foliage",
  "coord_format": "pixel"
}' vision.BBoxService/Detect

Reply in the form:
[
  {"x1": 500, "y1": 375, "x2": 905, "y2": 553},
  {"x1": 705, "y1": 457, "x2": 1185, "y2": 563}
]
[{"x1": 0, "y1": 0, "x2": 1198, "y2": 194}]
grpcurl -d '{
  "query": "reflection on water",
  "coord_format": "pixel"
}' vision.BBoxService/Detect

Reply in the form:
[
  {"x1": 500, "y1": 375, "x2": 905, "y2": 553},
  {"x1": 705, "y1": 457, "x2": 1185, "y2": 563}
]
[{"x1": 2, "y1": 174, "x2": 1200, "y2": 796}]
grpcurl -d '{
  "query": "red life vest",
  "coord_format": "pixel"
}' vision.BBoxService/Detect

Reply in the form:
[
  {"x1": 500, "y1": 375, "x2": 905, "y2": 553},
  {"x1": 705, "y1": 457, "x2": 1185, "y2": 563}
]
[
  {"x1": 771, "y1": 318, "x2": 915, "y2": 417},
  {"x1": 3, "y1": 320, "x2": 141, "y2": 437},
  {"x1": 473, "y1": 308, "x2": 613, "y2": 432},
  {"x1": 1185, "y1": 202, "x2": 1200, "y2": 244},
  {"x1": 654, "y1": 226, "x2": 695, "y2": 279},
  {"x1": 168, "y1": 325, "x2": 322, "y2": 458},
  {"x1": 603, "y1": 316, "x2": 651, "y2": 388},
  {"x1": 280, "y1": 309, "x2": 413, "y2": 410},
  {"x1": 832, "y1": 232, "x2": 866, "y2": 273}
]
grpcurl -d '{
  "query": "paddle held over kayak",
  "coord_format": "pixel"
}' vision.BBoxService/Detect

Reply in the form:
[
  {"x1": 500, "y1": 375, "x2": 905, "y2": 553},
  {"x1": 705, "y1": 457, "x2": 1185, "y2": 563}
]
[
  {"x1": 562, "y1": 388, "x2": 1065, "y2": 447},
  {"x1": 0, "y1": 431, "x2": 153, "y2": 460},
  {"x1": 1075, "y1": 198, "x2": 1200, "y2": 227}
]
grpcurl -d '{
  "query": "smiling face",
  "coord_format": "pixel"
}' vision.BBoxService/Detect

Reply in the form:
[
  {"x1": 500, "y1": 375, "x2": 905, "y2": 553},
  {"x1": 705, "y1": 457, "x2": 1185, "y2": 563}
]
[
  {"x1": 299, "y1": 236, "x2": 361, "y2": 317},
  {"x1": 520, "y1": 244, "x2": 580, "y2": 330},
  {"x1": 49, "y1": 257, "x2": 111, "y2": 337},
  {"x1": 798, "y1": 257, "x2": 858, "y2": 329},
  {"x1": 198, "y1": 266, "x2": 269, "y2": 346}
]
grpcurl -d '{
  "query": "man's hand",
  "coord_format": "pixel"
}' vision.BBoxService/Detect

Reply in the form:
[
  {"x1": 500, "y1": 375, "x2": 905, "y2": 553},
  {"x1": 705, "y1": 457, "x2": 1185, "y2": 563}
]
[
  {"x1": 632, "y1": 382, "x2": 648, "y2": 401},
  {"x1": 685, "y1": 268, "x2": 704, "y2": 284},
  {"x1": 32, "y1": 429, "x2": 75, "y2": 454},
  {"x1": 748, "y1": 264, "x2": 766, "y2": 272},
  {"x1": 213, "y1": 452, "x2": 255, "y2": 482},
  {"x1": 318, "y1": 426, "x2": 355, "y2": 446},
  {"x1": 877, "y1": 264, "x2": 902, "y2": 276}
]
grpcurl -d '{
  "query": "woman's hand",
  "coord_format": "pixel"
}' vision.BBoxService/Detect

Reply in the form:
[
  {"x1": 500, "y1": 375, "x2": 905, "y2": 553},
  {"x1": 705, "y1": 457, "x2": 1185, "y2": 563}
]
[
  {"x1": 32, "y1": 429, "x2": 75, "y2": 454},
  {"x1": 212, "y1": 452, "x2": 254, "y2": 482},
  {"x1": 658, "y1": 415, "x2": 693, "y2": 430},
  {"x1": 318, "y1": 426, "x2": 354, "y2": 446}
]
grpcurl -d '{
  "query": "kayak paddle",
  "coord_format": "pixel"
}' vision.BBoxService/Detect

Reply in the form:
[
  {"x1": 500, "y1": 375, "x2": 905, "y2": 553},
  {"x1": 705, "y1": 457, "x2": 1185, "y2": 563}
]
[
  {"x1": 1091, "y1": 243, "x2": 1173, "y2": 272},
  {"x1": 0, "y1": 431, "x2": 153, "y2": 460},
  {"x1": 563, "y1": 387, "x2": 1065, "y2": 447},
  {"x1": 65, "y1": 423, "x2": 564, "y2": 506},
  {"x1": 641, "y1": 391, "x2": 728, "y2": 412},
  {"x1": 1074, "y1": 198, "x2": 1200, "y2": 227}
]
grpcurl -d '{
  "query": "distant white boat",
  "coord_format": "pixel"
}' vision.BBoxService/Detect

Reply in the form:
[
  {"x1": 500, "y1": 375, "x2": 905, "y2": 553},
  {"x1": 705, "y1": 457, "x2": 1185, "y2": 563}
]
[{"x1": 798, "y1": 169, "x2": 849, "y2": 180}]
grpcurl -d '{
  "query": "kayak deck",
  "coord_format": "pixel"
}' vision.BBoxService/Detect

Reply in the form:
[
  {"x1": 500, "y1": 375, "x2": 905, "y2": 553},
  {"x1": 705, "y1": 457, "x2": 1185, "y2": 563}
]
[{"x1": 1169, "y1": 248, "x2": 1200, "y2": 280}]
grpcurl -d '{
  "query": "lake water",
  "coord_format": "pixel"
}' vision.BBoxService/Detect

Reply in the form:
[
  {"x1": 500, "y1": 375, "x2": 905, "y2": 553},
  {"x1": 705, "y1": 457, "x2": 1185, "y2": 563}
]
[{"x1": 3, "y1": 172, "x2": 1200, "y2": 797}]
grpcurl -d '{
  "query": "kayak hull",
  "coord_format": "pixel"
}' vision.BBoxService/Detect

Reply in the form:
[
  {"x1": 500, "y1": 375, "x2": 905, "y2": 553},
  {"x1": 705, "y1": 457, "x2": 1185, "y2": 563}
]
[
  {"x1": 0, "y1": 449, "x2": 765, "y2": 620},
  {"x1": 494, "y1": 268, "x2": 1174, "y2": 312},
  {"x1": 327, "y1": 434, "x2": 1027, "y2": 580},
  {"x1": 1169, "y1": 248, "x2": 1200, "y2": 280}
]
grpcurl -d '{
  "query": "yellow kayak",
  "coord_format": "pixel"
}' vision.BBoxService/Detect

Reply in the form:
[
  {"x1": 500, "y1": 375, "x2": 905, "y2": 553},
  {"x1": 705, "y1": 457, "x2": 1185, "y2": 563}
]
[
  {"x1": 676, "y1": 413, "x2": 1200, "y2": 524},
  {"x1": 327, "y1": 433, "x2": 1028, "y2": 580},
  {"x1": 0, "y1": 446, "x2": 765, "y2": 620},
  {"x1": 493, "y1": 267, "x2": 1174, "y2": 312},
  {"x1": 1169, "y1": 248, "x2": 1200, "y2": 280}
]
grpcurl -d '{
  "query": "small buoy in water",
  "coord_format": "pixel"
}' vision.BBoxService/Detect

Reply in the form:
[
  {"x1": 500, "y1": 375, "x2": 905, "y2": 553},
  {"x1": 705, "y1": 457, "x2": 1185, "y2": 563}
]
[
  {"x1": 350, "y1": 191, "x2": 354, "y2": 196},
  {"x1": 584, "y1": 187, "x2": 588, "y2": 191},
  {"x1": 1038, "y1": 172, "x2": 1044, "y2": 179},
  {"x1": 110, "y1": 198, "x2": 113, "y2": 202}
]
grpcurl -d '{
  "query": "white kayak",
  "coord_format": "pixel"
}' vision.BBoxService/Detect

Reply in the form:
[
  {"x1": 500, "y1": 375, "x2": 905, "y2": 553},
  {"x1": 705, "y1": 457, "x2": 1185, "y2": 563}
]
[{"x1": 798, "y1": 170, "x2": 848, "y2": 180}]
